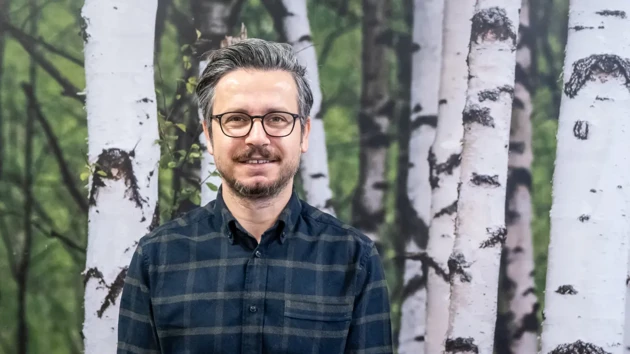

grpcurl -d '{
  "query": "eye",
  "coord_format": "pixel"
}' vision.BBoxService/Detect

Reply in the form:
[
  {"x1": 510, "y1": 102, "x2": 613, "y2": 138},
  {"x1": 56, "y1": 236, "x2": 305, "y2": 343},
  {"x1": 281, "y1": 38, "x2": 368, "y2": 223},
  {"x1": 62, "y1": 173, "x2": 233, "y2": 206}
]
[
  {"x1": 224, "y1": 113, "x2": 249, "y2": 122},
  {"x1": 267, "y1": 114, "x2": 290, "y2": 123}
]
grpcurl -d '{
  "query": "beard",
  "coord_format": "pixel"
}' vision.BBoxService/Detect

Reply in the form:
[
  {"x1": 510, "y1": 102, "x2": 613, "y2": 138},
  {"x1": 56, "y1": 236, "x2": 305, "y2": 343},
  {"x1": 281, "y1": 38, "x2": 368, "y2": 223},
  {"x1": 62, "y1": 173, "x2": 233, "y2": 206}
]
[{"x1": 217, "y1": 145, "x2": 300, "y2": 200}]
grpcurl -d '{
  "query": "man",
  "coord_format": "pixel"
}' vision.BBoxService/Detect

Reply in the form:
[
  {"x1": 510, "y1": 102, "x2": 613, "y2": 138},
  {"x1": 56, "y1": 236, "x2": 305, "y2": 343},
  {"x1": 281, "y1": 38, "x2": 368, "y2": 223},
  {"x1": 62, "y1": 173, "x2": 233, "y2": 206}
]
[{"x1": 117, "y1": 38, "x2": 393, "y2": 354}]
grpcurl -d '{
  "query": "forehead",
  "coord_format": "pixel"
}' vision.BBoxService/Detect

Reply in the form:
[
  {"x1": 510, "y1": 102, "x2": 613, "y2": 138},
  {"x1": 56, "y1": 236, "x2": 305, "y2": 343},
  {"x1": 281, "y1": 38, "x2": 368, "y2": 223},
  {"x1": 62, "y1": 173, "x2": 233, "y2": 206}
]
[{"x1": 213, "y1": 69, "x2": 298, "y2": 113}]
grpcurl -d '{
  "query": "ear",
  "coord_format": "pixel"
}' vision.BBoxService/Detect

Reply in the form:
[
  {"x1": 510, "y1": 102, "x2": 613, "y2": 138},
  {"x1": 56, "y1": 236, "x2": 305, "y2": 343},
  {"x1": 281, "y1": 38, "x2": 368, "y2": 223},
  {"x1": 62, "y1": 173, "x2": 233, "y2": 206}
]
[
  {"x1": 202, "y1": 119, "x2": 214, "y2": 155},
  {"x1": 300, "y1": 117, "x2": 311, "y2": 153}
]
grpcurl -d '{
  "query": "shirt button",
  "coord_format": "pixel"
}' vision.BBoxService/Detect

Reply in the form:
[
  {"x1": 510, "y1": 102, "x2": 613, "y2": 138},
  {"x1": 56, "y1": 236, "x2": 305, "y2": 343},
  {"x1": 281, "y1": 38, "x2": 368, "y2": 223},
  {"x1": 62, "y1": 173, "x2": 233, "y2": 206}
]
[
  {"x1": 255, "y1": 250, "x2": 262, "y2": 258},
  {"x1": 249, "y1": 305, "x2": 257, "y2": 313}
]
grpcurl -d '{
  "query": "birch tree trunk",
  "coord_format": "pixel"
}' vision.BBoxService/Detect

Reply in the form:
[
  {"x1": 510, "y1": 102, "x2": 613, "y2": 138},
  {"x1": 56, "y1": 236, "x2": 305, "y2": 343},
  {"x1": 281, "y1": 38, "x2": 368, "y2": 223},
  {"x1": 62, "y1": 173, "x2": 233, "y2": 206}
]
[
  {"x1": 444, "y1": 2, "x2": 521, "y2": 353},
  {"x1": 193, "y1": 0, "x2": 244, "y2": 204},
  {"x1": 540, "y1": 2, "x2": 630, "y2": 352},
  {"x1": 352, "y1": 0, "x2": 392, "y2": 243},
  {"x1": 82, "y1": 1, "x2": 160, "y2": 352},
  {"x1": 397, "y1": 0, "x2": 444, "y2": 352},
  {"x1": 261, "y1": 0, "x2": 335, "y2": 215},
  {"x1": 502, "y1": 0, "x2": 539, "y2": 352},
  {"x1": 424, "y1": 1, "x2": 474, "y2": 353}
]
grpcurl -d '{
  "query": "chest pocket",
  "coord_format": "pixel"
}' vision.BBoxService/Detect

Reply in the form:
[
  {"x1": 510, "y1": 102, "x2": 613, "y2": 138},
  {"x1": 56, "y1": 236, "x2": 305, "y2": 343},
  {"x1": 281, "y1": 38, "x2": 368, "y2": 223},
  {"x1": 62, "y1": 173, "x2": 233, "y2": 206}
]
[{"x1": 284, "y1": 299, "x2": 352, "y2": 322}]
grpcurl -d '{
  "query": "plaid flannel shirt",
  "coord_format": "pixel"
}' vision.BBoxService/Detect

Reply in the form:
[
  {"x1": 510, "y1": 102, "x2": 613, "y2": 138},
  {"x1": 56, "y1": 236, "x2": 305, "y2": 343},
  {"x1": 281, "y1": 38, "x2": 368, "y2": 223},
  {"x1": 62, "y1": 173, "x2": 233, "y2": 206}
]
[{"x1": 117, "y1": 187, "x2": 393, "y2": 354}]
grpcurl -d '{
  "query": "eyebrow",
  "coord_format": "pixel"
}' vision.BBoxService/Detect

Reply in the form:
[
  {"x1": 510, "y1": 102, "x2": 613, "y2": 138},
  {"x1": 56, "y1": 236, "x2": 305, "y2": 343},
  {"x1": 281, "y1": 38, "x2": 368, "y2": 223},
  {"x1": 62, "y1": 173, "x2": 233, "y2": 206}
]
[{"x1": 219, "y1": 106, "x2": 292, "y2": 114}]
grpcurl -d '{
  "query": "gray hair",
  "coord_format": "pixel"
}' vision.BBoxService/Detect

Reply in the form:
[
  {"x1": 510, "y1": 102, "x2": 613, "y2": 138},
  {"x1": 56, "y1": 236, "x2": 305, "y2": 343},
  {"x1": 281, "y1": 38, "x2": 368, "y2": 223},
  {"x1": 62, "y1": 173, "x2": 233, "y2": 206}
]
[{"x1": 195, "y1": 38, "x2": 313, "y2": 133}]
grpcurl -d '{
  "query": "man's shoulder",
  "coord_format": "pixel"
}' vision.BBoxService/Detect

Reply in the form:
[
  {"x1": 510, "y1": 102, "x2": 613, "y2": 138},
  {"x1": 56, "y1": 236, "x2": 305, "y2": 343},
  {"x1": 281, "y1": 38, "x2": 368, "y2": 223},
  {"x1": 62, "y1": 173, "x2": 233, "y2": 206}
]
[
  {"x1": 137, "y1": 201, "x2": 217, "y2": 247},
  {"x1": 298, "y1": 200, "x2": 375, "y2": 250}
]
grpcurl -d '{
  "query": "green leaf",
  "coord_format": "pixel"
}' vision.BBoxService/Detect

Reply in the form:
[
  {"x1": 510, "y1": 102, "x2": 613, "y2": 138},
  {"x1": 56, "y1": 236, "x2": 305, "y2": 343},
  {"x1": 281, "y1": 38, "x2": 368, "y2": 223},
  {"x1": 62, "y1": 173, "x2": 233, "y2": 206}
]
[
  {"x1": 175, "y1": 94, "x2": 181, "y2": 100},
  {"x1": 196, "y1": 29, "x2": 201, "y2": 39},
  {"x1": 180, "y1": 44, "x2": 190, "y2": 52},
  {"x1": 96, "y1": 170, "x2": 107, "y2": 177},
  {"x1": 176, "y1": 123, "x2": 186, "y2": 132},
  {"x1": 186, "y1": 82, "x2": 195, "y2": 94},
  {"x1": 190, "y1": 192, "x2": 201, "y2": 205},
  {"x1": 189, "y1": 152, "x2": 200, "y2": 158},
  {"x1": 168, "y1": 161, "x2": 177, "y2": 168},
  {"x1": 80, "y1": 171, "x2": 90, "y2": 181},
  {"x1": 206, "y1": 182, "x2": 218, "y2": 192}
]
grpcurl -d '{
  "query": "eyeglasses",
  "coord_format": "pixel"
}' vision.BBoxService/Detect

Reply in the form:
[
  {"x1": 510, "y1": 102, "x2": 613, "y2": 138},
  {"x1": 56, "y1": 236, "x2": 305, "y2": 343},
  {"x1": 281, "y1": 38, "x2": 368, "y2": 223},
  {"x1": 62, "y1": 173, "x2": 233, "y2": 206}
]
[{"x1": 209, "y1": 111, "x2": 301, "y2": 138}]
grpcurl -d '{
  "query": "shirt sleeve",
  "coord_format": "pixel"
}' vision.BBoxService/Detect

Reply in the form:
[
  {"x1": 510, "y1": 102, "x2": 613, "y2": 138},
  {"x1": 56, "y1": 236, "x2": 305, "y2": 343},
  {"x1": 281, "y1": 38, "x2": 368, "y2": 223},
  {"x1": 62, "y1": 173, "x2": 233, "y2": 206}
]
[
  {"x1": 117, "y1": 241, "x2": 161, "y2": 354},
  {"x1": 345, "y1": 242, "x2": 394, "y2": 354}
]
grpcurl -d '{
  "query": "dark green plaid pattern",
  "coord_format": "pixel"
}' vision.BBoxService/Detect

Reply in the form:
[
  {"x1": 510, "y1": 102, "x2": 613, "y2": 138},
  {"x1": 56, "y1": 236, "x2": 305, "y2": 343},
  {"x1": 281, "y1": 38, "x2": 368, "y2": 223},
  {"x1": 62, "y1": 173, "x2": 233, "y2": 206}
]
[{"x1": 117, "y1": 188, "x2": 393, "y2": 354}]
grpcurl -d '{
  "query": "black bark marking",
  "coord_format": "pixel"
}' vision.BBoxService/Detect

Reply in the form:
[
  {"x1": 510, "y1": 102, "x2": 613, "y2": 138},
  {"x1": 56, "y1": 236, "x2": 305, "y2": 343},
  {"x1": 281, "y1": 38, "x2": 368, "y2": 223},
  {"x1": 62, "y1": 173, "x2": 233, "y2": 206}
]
[
  {"x1": 579, "y1": 214, "x2": 590, "y2": 222},
  {"x1": 509, "y1": 141, "x2": 525, "y2": 154},
  {"x1": 573, "y1": 120, "x2": 589, "y2": 140},
  {"x1": 595, "y1": 96, "x2": 612, "y2": 101},
  {"x1": 471, "y1": 173, "x2": 500, "y2": 187},
  {"x1": 445, "y1": 337, "x2": 479, "y2": 353},
  {"x1": 414, "y1": 335, "x2": 425, "y2": 342},
  {"x1": 297, "y1": 34, "x2": 312, "y2": 43},
  {"x1": 439, "y1": 99, "x2": 447, "y2": 105},
  {"x1": 512, "y1": 97, "x2": 525, "y2": 110},
  {"x1": 372, "y1": 181, "x2": 388, "y2": 191},
  {"x1": 513, "y1": 246, "x2": 524, "y2": 253},
  {"x1": 618, "y1": 185, "x2": 623, "y2": 189},
  {"x1": 124, "y1": 240, "x2": 139, "y2": 254},
  {"x1": 80, "y1": 16, "x2": 90, "y2": 43},
  {"x1": 397, "y1": 194, "x2": 429, "y2": 250},
  {"x1": 463, "y1": 104, "x2": 494, "y2": 128},
  {"x1": 137, "y1": 97, "x2": 154, "y2": 103},
  {"x1": 590, "y1": 188, "x2": 597, "y2": 193},
  {"x1": 564, "y1": 54, "x2": 630, "y2": 98},
  {"x1": 478, "y1": 85, "x2": 514, "y2": 102},
  {"x1": 401, "y1": 274, "x2": 425, "y2": 302},
  {"x1": 549, "y1": 340, "x2": 610, "y2": 354},
  {"x1": 596, "y1": 10, "x2": 626, "y2": 19},
  {"x1": 448, "y1": 252, "x2": 472, "y2": 282},
  {"x1": 310, "y1": 173, "x2": 326, "y2": 179},
  {"x1": 479, "y1": 226, "x2": 507, "y2": 248},
  {"x1": 97, "y1": 267, "x2": 128, "y2": 318},
  {"x1": 515, "y1": 63, "x2": 534, "y2": 93},
  {"x1": 410, "y1": 115, "x2": 438, "y2": 130},
  {"x1": 83, "y1": 267, "x2": 105, "y2": 287},
  {"x1": 434, "y1": 200, "x2": 458, "y2": 219},
  {"x1": 513, "y1": 302, "x2": 540, "y2": 339},
  {"x1": 357, "y1": 112, "x2": 390, "y2": 148},
  {"x1": 413, "y1": 104, "x2": 422, "y2": 113},
  {"x1": 506, "y1": 167, "x2": 532, "y2": 224},
  {"x1": 429, "y1": 149, "x2": 461, "y2": 190},
  {"x1": 570, "y1": 25, "x2": 596, "y2": 31},
  {"x1": 403, "y1": 252, "x2": 449, "y2": 282},
  {"x1": 88, "y1": 147, "x2": 145, "y2": 208},
  {"x1": 522, "y1": 287, "x2": 536, "y2": 296},
  {"x1": 470, "y1": 7, "x2": 517, "y2": 45},
  {"x1": 556, "y1": 285, "x2": 578, "y2": 295},
  {"x1": 149, "y1": 203, "x2": 160, "y2": 231}
]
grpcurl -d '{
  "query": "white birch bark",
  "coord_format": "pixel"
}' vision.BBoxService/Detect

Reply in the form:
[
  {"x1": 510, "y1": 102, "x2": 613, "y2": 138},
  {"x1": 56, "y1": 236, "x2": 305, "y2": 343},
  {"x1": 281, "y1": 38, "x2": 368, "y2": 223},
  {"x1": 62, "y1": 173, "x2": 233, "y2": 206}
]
[
  {"x1": 503, "y1": 0, "x2": 538, "y2": 352},
  {"x1": 276, "y1": 0, "x2": 335, "y2": 215},
  {"x1": 81, "y1": 1, "x2": 159, "y2": 353},
  {"x1": 444, "y1": 2, "x2": 521, "y2": 353},
  {"x1": 625, "y1": 247, "x2": 630, "y2": 353},
  {"x1": 424, "y1": 1, "x2": 475, "y2": 353},
  {"x1": 398, "y1": 0, "x2": 444, "y2": 352},
  {"x1": 540, "y1": 2, "x2": 630, "y2": 353}
]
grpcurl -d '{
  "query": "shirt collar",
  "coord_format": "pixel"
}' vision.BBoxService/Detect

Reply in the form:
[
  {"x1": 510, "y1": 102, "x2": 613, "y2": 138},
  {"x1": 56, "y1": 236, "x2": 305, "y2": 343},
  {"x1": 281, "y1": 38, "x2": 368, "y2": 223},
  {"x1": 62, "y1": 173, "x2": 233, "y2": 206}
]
[{"x1": 209, "y1": 185, "x2": 302, "y2": 244}]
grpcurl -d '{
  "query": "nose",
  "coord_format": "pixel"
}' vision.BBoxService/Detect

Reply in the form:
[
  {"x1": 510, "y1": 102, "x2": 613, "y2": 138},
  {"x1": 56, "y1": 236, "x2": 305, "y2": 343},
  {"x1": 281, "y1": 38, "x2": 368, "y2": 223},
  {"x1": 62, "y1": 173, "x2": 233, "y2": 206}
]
[{"x1": 244, "y1": 118, "x2": 270, "y2": 146}]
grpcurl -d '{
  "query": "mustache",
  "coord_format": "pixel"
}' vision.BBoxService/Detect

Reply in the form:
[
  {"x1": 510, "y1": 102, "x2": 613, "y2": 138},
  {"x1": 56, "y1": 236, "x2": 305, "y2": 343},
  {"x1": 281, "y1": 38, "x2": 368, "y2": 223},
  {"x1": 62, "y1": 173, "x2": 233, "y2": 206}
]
[{"x1": 233, "y1": 146, "x2": 280, "y2": 161}]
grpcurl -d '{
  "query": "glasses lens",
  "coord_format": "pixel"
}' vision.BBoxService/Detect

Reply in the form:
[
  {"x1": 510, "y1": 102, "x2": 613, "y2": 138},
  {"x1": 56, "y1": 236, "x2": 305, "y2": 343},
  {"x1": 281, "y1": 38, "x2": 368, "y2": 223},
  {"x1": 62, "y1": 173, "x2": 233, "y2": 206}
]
[
  {"x1": 221, "y1": 113, "x2": 252, "y2": 136},
  {"x1": 263, "y1": 112, "x2": 294, "y2": 136}
]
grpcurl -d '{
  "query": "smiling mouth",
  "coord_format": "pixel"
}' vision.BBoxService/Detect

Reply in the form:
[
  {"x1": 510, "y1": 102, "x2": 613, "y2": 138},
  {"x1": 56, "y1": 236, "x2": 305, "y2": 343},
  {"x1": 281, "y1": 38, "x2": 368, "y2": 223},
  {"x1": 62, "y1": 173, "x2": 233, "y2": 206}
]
[{"x1": 243, "y1": 160, "x2": 273, "y2": 164}]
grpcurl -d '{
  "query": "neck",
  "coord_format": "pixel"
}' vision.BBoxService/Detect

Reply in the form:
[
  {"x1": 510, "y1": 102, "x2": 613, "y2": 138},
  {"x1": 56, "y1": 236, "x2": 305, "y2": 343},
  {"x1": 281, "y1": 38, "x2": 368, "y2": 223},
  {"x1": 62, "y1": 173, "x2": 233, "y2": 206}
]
[{"x1": 221, "y1": 183, "x2": 293, "y2": 242}]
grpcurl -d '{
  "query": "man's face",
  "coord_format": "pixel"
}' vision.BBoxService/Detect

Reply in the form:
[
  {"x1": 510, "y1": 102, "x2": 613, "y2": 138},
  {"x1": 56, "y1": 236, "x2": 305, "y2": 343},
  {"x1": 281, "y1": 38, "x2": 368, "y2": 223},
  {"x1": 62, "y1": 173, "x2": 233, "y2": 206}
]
[{"x1": 202, "y1": 69, "x2": 310, "y2": 200}]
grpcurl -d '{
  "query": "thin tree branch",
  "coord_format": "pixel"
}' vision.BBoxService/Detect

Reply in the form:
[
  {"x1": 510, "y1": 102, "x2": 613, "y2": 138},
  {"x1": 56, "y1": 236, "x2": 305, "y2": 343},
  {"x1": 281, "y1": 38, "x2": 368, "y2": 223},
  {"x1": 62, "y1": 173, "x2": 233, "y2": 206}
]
[
  {"x1": 1, "y1": 20, "x2": 83, "y2": 67},
  {"x1": 318, "y1": 18, "x2": 361, "y2": 68},
  {"x1": 0, "y1": 213, "x2": 17, "y2": 278},
  {"x1": 21, "y1": 83, "x2": 88, "y2": 213},
  {"x1": 0, "y1": 18, "x2": 84, "y2": 103},
  {"x1": 31, "y1": 221, "x2": 85, "y2": 254}
]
